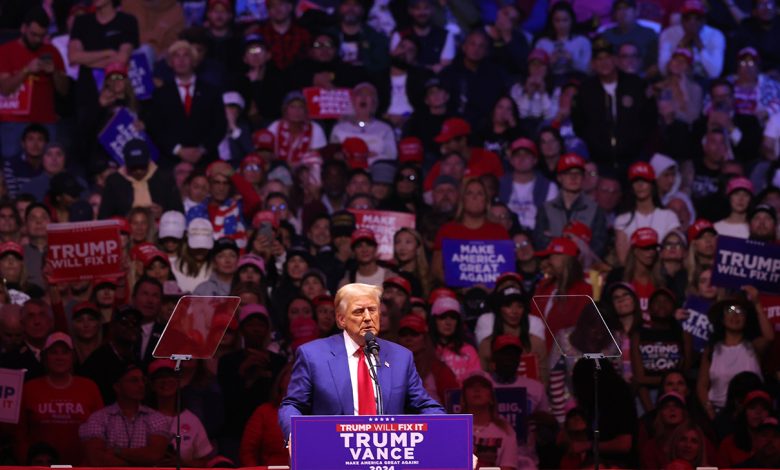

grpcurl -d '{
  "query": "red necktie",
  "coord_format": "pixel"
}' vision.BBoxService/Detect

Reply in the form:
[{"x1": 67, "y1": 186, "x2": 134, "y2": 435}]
[
  {"x1": 181, "y1": 82, "x2": 192, "y2": 116},
  {"x1": 356, "y1": 348, "x2": 377, "y2": 415}
]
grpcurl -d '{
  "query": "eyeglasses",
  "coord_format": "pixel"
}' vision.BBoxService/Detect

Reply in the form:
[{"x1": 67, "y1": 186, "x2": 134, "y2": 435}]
[
  {"x1": 663, "y1": 242, "x2": 684, "y2": 250},
  {"x1": 312, "y1": 41, "x2": 334, "y2": 49},
  {"x1": 247, "y1": 46, "x2": 264, "y2": 55},
  {"x1": 725, "y1": 305, "x2": 745, "y2": 316},
  {"x1": 108, "y1": 74, "x2": 126, "y2": 81},
  {"x1": 739, "y1": 59, "x2": 755, "y2": 67},
  {"x1": 515, "y1": 240, "x2": 530, "y2": 249},
  {"x1": 269, "y1": 203, "x2": 287, "y2": 212},
  {"x1": 243, "y1": 164, "x2": 261, "y2": 172}
]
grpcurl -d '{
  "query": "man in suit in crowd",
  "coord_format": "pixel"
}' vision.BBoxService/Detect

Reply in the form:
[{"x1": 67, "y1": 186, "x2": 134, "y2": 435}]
[
  {"x1": 279, "y1": 283, "x2": 445, "y2": 440},
  {"x1": 146, "y1": 40, "x2": 226, "y2": 169}
]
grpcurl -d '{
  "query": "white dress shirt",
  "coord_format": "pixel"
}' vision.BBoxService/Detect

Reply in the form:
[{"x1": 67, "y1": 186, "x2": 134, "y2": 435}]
[{"x1": 342, "y1": 330, "x2": 379, "y2": 415}]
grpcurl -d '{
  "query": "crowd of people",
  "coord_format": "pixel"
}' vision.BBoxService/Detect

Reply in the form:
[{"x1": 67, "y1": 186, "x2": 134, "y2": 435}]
[{"x1": 0, "y1": 0, "x2": 779, "y2": 468}]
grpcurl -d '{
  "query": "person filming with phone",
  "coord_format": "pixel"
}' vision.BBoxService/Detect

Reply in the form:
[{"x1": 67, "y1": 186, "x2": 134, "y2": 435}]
[{"x1": 0, "y1": 7, "x2": 69, "y2": 159}]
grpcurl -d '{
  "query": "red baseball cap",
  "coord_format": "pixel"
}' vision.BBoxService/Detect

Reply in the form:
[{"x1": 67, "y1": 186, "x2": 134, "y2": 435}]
[
  {"x1": 399, "y1": 314, "x2": 428, "y2": 334},
  {"x1": 383, "y1": 276, "x2": 411, "y2": 296},
  {"x1": 252, "y1": 210, "x2": 279, "y2": 229},
  {"x1": 252, "y1": 129, "x2": 275, "y2": 151},
  {"x1": 208, "y1": 0, "x2": 232, "y2": 10},
  {"x1": 350, "y1": 228, "x2": 376, "y2": 246},
  {"x1": 630, "y1": 227, "x2": 659, "y2": 248},
  {"x1": 93, "y1": 277, "x2": 119, "y2": 289},
  {"x1": 428, "y1": 287, "x2": 457, "y2": 305},
  {"x1": 312, "y1": 294, "x2": 334, "y2": 308},
  {"x1": 238, "y1": 303, "x2": 270, "y2": 324},
  {"x1": 495, "y1": 272, "x2": 523, "y2": 287},
  {"x1": 434, "y1": 118, "x2": 471, "y2": 143},
  {"x1": 726, "y1": 176, "x2": 754, "y2": 196},
  {"x1": 105, "y1": 62, "x2": 128, "y2": 78},
  {"x1": 527, "y1": 48, "x2": 550, "y2": 65},
  {"x1": 148, "y1": 359, "x2": 177, "y2": 376},
  {"x1": 535, "y1": 237, "x2": 579, "y2": 258},
  {"x1": 0, "y1": 241, "x2": 23, "y2": 258},
  {"x1": 398, "y1": 137, "x2": 424, "y2": 164},
  {"x1": 680, "y1": 0, "x2": 705, "y2": 15},
  {"x1": 556, "y1": 153, "x2": 586, "y2": 173},
  {"x1": 240, "y1": 153, "x2": 264, "y2": 171},
  {"x1": 687, "y1": 218, "x2": 717, "y2": 240},
  {"x1": 563, "y1": 220, "x2": 592, "y2": 244},
  {"x1": 628, "y1": 161, "x2": 656, "y2": 182},
  {"x1": 492, "y1": 334, "x2": 523, "y2": 353},
  {"x1": 509, "y1": 137, "x2": 538, "y2": 157},
  {"x1": 72, "y1": 301, "x2": 101, "y2": 318},
  {"x1": 743, "y1": 389, "x2": 772, "y2": 407},
  {"x1": 342, "y1": 137, "x2": 369, "y2": 169},
  {"x1": 142, "y1": 249, "x2": 170, "y2": 269}
]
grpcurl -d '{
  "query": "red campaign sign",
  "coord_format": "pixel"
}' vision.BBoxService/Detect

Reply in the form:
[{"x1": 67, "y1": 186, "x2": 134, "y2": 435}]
[
  {"x1": 303, "y1": 87, "x2": 353, "y2": 119},
  {"x1": 350, "y1": 210, "x2": 416, "y2": 261},
  {"x1": 46, "y1": 220, "x2": 123, "y2": 283},
  {"x1": 0, "y1": 79, "x2": 32, "y2": 117}
]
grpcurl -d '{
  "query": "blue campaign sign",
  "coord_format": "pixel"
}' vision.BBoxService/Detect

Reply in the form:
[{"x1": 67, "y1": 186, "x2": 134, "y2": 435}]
[
  {"x1": 711, "y1": 236, "x2": 780, "y2": 293},
  {"x1": 442, "y1": 239, "x2": 515, "y2": 288},
  {"x1": 98, "y1": 107, "x2": 159, "y2": 165},
  {"x1": 128, "y1": 52, "x2": 154, "y2": 100},
  {"x1": 291, "y1": 414, "x2": 473, "y2": 470},
  {"x1": 681, "y1": 296, "x2": 713, "y2": 354},
  {"x1": 445, "y1": 387, "x2": 528, "y2": 443}
]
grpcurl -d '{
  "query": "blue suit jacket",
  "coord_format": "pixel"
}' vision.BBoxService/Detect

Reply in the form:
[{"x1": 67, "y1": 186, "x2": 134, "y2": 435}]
[{"x1": 278, "y1": 333, "x2": 446, "y2": 438}]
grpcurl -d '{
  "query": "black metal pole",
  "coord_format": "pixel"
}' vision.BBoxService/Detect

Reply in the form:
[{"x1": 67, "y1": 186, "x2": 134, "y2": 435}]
[
  {"x1": 175, "y1": 359, "x2": 183, "y2": 470},
  {"x1": 593, "y1": 359, "x2": 600, "y2": 470}
]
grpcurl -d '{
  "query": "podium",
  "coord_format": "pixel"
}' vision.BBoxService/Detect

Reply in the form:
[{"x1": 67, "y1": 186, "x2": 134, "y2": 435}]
[{"x1": 290, "y1": 414, "x2": 473, "y2": 470}]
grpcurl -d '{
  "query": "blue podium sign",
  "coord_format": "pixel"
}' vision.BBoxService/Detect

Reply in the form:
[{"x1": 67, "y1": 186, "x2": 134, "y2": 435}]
[{"x1": 291, "y1": 414, "x2": 473, "y2": 470}]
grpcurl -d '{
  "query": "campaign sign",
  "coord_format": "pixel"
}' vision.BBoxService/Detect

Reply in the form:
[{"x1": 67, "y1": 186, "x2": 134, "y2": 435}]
[
  {"x1": 446, "y1": 387, "x2": 528, "y2": 443},
  {"x1": 98, "y1": 107, "x2": 159, "y2": 165},
  {"x1": 128, "y1": 52, "x2": 154, "y2": 100},
  {"x1": 46, "y1": 220, "x2": 123, "y2": 283},
  {"x1": 291, "y1": 414, "x2": 472, "y2": 470},
  {"x1": 0, "y1": 368, "x2": 24, "y2": 424},
  {"x1": 681, "y1": 296, "x2": 713, "y2": 354},
  {"x1": 711, "y1": 236, "x2": 780, "y2": 293},
  {"x1": 442, "y1": 239, "x2": 515, "y2": 288},
  {"x1": 0, "y1": 79, "x2": 32, "y2": 116},
  {"x1": 303, "y1": 87, "x2": 353, "y2": 119},
  {"x1": 350, "y1": 210, "x2": 416, "y2": 261}
]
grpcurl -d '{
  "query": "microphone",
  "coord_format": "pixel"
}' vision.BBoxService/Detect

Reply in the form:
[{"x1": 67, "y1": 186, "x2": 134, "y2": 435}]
[{"x1": 364, "y1": 332, "x2": 380, "y2": 359}]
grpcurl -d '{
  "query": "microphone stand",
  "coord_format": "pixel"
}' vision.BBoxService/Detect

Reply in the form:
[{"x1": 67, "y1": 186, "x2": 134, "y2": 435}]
[
  {"x1": 171, "y1": 354, "x2": 192, "y2": 470},
  {"x1": 364, "y1": 345, "x2": 384, "y2": 415},
  {"x1": 583, "y1": 353, "x2": 604, "y2": 470}
]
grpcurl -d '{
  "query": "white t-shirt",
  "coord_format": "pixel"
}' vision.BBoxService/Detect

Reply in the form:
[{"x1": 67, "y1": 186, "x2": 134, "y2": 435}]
[
  {"x1": 474, "y1": 312, "x2": 546, "y2": 346},
  {"x1": 473, "y1": 421, "x2": 519, "y2": 469},
  {"x1": 387, "y1": 74, "x2": 413, "y2": 116},
  {"x1": 164, "y1": 410, "x2": 213, "y2": 462},
  {"x1": 614, "y1": 208, "x2": 680, "y2": 241},
  {"x1": 714, "y1": 220, "x2": 749, "y2": 239},
  {"x1": 507, "y1": 179, "x2": 558, "y2": 229},
  {"x1": 172, "y1": 262, "x2": 212, "y2": 294},
  {"x1": 764, "y1": 113, "x2": 780, "y2": 159}
]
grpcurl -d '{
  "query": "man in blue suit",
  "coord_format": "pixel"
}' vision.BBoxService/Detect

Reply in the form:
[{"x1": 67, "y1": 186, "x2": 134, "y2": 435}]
[{"x1": 279, "y1": 283, "x2": 446, "y2": 440}]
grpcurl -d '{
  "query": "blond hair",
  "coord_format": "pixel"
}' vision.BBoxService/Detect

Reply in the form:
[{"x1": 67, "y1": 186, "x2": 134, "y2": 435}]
[{"x1": 335, "y1": 283, "x2": 383, "y2": 316}]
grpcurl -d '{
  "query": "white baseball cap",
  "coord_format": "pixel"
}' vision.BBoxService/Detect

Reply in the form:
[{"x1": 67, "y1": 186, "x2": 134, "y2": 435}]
[
  {"x1": 187, "y1": 218, "x2": 214, "y2": 250},
  {"x1": 222, "y1": 91, "x2": 245, "y2": 110},
  {"x1": 159, "y1": 211, "x2": 186, "y2": 239}
]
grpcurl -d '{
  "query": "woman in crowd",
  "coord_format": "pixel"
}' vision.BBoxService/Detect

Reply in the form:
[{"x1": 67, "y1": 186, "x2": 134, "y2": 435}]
[
  {"x1": 172, "y1": 219, "x2": 214, "y2": 293},
  {"x1": 234, "y1": 253, "x2": 266, "y2": 288},
  {"x1": 718, "y1": 389, "x2": 775, "y2": 467},
  {"x1": 397, "y1": 314, "x2": 458, "y2": 404},
  {"x1": 536, "y1": 126, "x2": 565, "y2": 181},
  {"x1": 476, "y1": 95, "x2": 522, "y2": 159},
  {"x1": 147, "y1": 359, "x2": 213, "y2": 467},
  {"x1": 534, "y1": 2, "x2": 591, "y2": 83},
  {"x1": 533, "y1": 237, "x2": 592, "y2": 347},
  {"x1": 511, "y1": 230, "x2": 543, "y2": 295},
  {"x1": 267, "y1": 92, "x2": 327, "y2": 167},
  {"x1": 697, "y1": 290, "x2": 774, "y2": 419},
  {"x1": 430, "y1": 296, "x2": 481, "y2": 385},
  {"x1": 432, "y1": 179, "x2": 509, "y2": 282},
  {"x1": 608, "y1": 227, "x2": 664, "y2": 314},
  {"x1": 654, "y1": 48, "x2": 703, "y2": 124},
  {"x1": 271, "y1": 246, "x2": 312, "y2": 320},
  {"x1": 383, "y1": 163, "x2": 423, "y2": 215},
  {"x1": 615, "y1": 162, "x2": 680, "y2": 264},
  {"x1": 678, "y1": 266, "x2": 720, "y2": 355},
  {"x1": 632, "y1": 288, "x2": 692, "y2": 413},
  {"x1": 0, "y1": 242, "x2": 28, "y2": 292},
  {"x1": 142, "y1": 251, "x2": 174, "y2": 286},
  {"x1": 510, "y1": 49, "x2": 559, "y2": 126},
  {"x1": 659, "y1": 229, "x2": 688, "y2": 300},
  {"x1": 666, "y1": 421, "x2": 713, "y2": 469},
  {"x1": 312, "y1": 294, "x2": 338, "y2": 337},
  {"x1": 639, "y1": 392, "x2": 690, "y2": 469},
  {"x1": 299, "y1": 269, "x2": 328, "y2": 300},
  {"x1": 461, "y1": 372, "x2": 519, "y2": 470},
  {"x1": 193, "y1": 238, "x2": 240, "y2": 296},
  {"x1": 686, "y1": 219, "x2": 718, "y2": 272},
  {"x1": 601, "y1": 282, "x2": 642, "y2": 380},
  {"x1": 392, "y1": 228, "x2": 430, "y2": 297},
  {"x1": 478, "y1": 286, "x2": 548, "y2": 385},
  {"x1": 714, "y1": 177, "x2": 753, "y2": 239},
  {"x1": 16, "y1": 333, "x2": 103, "y2": 465}
]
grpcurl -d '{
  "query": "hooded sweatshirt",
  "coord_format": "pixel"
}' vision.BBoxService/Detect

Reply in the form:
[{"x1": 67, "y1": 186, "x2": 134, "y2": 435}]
[{"x1": 650, "y1": 153, "x2": 696, "y2": 221}]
